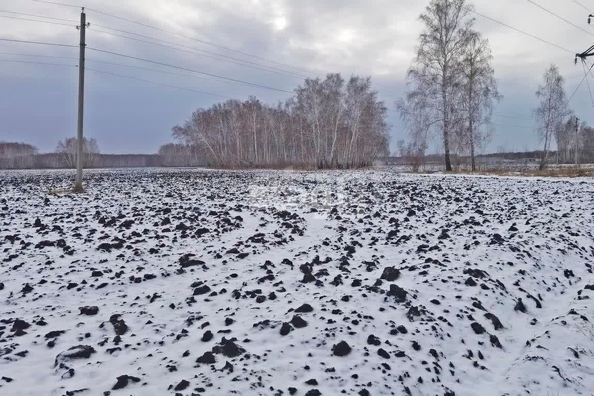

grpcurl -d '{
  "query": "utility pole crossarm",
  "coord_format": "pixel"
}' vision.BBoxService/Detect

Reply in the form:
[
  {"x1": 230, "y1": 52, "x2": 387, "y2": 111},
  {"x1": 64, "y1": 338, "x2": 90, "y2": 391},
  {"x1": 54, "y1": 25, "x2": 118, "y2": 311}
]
[
  {"x1": 576, "y1": 45, "x2": 594, "y2": 62},
  {"x1": 576, "y1": 51, "x2": 594, "y2": 59}
]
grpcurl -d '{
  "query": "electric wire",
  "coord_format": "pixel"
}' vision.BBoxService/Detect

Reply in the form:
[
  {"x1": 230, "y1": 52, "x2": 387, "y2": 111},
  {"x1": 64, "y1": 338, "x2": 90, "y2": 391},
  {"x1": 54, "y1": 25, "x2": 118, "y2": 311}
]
[
  {"x1": 0, "y1": 10, "x2": 78, "y2": 23},
  {"x1": 566, "y1": 62, "x2": 594, "y2": 105},
  {"x1": 0, "y1": 14, "x2": 75, "y2": 27},
  {"x1": 0, "y1": 37, "x2": 77, "y2": 48},
  {"x1": 86, "y1": 58, "x2": 255, "y2": 87},
  {"x1": 525, "y1": 0, "x2": 594, "y2": 37},
  {"x1": 572, "y1": 0, "x2": 592, "y2": 12},
  {"x1": 86, "y1": 47, "x2": 295, "y2": 94},
  {"x1": 469, "y1": 8, "x2": 574, "y2": 54},
  {"x1": 90, "y1": 23, "x2": 309, "y2": 78},
  {"x1": 86, "y1": 68, "x2": 230, "y2": 99},
  {"x1": 0, "y1": 52, "x2": 78, "y2": 60},
  {"x1": 0, "y1": 58, "x2": 75, "y2": 67},
  {"x1": 10, "y1": 2, "x2": 581, "y2": 125},
  {"x1": 491, "y1": 122, "x2": 533, "y2": 129},
  {"x1": 84, "y1": 6, "x2": 317, "y2": 76},
  {"x1": 89, "y1": 27, "x2": 307, "y2": 80},
  {"x1": 493, "y1": 113, "x2": 531, "y2": 120},
  {"x1": 29, "y1": 0, "x2": 81, "y2": 9},
  {"x1": 581, "y1": 59, "x2": 594, "y2": 108}
]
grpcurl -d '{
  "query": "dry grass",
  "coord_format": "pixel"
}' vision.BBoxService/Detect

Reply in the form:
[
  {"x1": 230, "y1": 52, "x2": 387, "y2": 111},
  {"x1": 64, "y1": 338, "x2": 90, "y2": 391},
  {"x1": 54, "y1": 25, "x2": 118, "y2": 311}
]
[
  {"x1": 48, "y1": 188, "x2": 73, "y2": 195},
  {"x1": 48, "y1": 184, "x2": 86, "y2": 195},
  {"x1": 473, "y1": 167, "x2": 594, "y2": 178},
  {"x1": 413, "y1": 166, "x2": 594, "y2": 178}
]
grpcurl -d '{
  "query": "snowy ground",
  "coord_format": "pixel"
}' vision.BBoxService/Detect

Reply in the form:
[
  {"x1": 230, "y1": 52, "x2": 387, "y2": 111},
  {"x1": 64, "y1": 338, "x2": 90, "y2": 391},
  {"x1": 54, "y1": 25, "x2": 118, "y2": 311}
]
[{"x1": 1, "y1": 168, "x2": 593, "y2": 396}]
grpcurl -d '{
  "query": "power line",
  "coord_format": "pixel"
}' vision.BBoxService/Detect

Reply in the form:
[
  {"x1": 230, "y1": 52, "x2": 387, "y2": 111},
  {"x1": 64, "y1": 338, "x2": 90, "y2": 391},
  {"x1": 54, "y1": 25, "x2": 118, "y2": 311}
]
[
  {"x1": 9, "y1": 6, "x2": 309, "y2": 79},
  {"x1": 0, "y1": 38, "x2": 77, "y2": 48},
  {"x1": 493, "y1": 113, "x2": 531, "y2": 120},
  {"x1": 470, "y1": 8, "x2": 574, "y2": 54},
  {"x1": 0, "y1": 14, "x2": 75, "y2": 27},
  {"x1": 86, "y1": 68, "x2": 230, "y2": 99},
  {"x1": 86, "y1": 47, "x2": 294, "y2": 94},
  {"x1": 0, "y1": 51, "x2": 397, "y2": 96},
  {"x1": 0, "y1": 58, "x2": 76, "y2": 67},
  {"x1": 491, "y1": 122, "x2": 533, "y2": 129},
  {"x1": 89, "y1": 27, "x2": 307, "y2": 79},
  {"x1": 40, "y1": 0, "x2": 571, "y2": 82},
  {"x1": 27, "y1": 1, "x2": 577, "y2": 78},
  {"x1": 83, "y1": 8, "x2": 421, "y2": 100},
  {"x1": 572, "y1": 0, "x2": 592, "y2": 12},
  {"x1": 82, "y1": 6, "x2": 317, "y2": 76},
  {"x1": 581, "y1": 60, "x2": 594, "y2": 107},
  {"x1": 0, "y1": 51, "x2": 392, "y2": 99},
  {"x1": 0, "y1": 52, "x2": 78, "y2": 60},
  {"x1": 90, "y1": 23, "x2": 309, "y2": 78},
  {"x1": 8, "y1": 6, "x2": 557, "y2": 125},
  {"x1": 29, "y1": 0, "x2": 572, "y2": 110},
  {"x1": 0, "y1": 52, "x2": 409, "y2": 102},
  {"x1": 29, "y1": 0, "x2": 320, "y2": 77},
  {"x1": 26, "y1": 0, "x2": 400, "y2": 103},
  {"x1": 29, "y1": 0, "x2": 81, "y2": 9},
  {"x1": 525, "y1": 0, "x2": 594, "y2": 38},
  {"x1": 88, "y1": 59, "x2": 251, "y2": 87},
  {"x1": 86, "y1": 58, "x2": 250, "y2": 87},
  {"x1": 0, "y1": 9, "x2": 78, "y2": 23},
  {"x1": 566, "y1": 62, "x2": 594, "y2": 105}
]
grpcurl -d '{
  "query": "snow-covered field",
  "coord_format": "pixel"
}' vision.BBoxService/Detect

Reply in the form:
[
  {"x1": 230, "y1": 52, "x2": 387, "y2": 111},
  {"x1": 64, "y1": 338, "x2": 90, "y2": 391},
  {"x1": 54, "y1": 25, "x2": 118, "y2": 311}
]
[{"x1": 1, "y1": 169, "x2": 593, "y2": 396}]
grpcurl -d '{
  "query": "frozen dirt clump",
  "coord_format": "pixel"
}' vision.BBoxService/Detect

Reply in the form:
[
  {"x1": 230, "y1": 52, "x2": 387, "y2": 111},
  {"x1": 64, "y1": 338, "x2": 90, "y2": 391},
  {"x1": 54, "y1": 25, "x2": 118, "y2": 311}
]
[{"x1": 0, "y1": 168, "x2": 593, "y2": 396}]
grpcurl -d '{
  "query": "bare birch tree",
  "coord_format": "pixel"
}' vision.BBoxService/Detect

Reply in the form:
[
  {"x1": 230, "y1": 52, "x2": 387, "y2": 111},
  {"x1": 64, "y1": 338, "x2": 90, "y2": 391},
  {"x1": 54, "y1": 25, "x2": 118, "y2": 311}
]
[
  {"x1": 534, "y1": 65, "x2": 570, "y2": 170},
  {"x1": 55, "y1": 137, "x2": 100, "y2": 168},
  {"x1": 557, "y1": 117, "x2": 591, "y2": 165},
  {"x1": 582, "y1": 125, "x2": 594, "y2": 163},
  {"x1": 458, "y1": 33, "x2": 500, "y2": 171},
  {"x1": 398, "y1": 0, "x2": 476, "y2": 171},
  {"x1": 397, "y1": 138, "x2": 427, "y2": 171}
]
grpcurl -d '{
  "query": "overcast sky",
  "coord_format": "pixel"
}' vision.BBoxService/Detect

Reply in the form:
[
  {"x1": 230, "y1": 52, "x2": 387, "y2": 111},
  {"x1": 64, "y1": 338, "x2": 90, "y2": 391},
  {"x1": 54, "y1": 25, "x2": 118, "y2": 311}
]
[{"x1": 1, "y1": 0, "x2": 594, "y2": 154}]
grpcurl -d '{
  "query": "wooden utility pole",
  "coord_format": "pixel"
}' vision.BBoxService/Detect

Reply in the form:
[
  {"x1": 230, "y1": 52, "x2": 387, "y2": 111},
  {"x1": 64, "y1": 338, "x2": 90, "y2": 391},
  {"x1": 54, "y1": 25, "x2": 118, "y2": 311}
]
[{"x1": 74, "y1": 8, "x2": 87, "y2": 192}]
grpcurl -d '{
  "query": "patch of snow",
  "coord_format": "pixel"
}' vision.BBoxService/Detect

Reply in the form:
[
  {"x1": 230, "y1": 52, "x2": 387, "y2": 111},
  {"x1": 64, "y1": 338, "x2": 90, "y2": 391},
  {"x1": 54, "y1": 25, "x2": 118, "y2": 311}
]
[{"x1": 1, "y1": 168, "x2": 593, "y2": 396}]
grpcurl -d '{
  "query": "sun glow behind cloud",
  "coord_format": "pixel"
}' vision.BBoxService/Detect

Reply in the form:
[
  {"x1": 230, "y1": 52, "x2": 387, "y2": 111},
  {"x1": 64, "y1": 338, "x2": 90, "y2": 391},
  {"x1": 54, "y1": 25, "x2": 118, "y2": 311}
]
[{"x1": 273, "y1": 16, "x2": 288, "y2": 31}]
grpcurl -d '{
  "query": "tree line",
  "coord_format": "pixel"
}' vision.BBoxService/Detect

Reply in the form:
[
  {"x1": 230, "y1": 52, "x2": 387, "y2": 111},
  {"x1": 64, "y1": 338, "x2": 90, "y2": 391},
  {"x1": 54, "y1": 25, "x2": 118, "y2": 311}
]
[
  {"x1": 4, "y1": 74, "x2": 391, "y2": 171},
  {"x1": 396, "y1": 0, "x2": 594, "y2": 171},
  {"x1": 0, "y1": 138, "x2": 211, "y2": 169},
  {"x1": 533, "y1": 65, "x2": 594, "y2": 168},
  {"x1": 158, "y1": 143, "x2": 209, "y2": 167},
  {"x1": 557, "y1": 116, "x2": 594, "y2": 164},
  {"x1": 0, "y1": 139, "x2": 168, "y2": 169},
  {"x1": 172, "y1": 74, "x2": 390, "y2": 169},
  {"x1": 0, "y1": 142, "x2": 38, "y2": 169}
]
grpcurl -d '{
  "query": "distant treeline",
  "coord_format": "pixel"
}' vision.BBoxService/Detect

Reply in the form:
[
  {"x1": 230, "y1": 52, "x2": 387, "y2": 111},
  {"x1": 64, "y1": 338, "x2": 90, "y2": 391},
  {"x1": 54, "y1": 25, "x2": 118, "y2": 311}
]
[
  {"x1": 36, "y1": 153, "x2": 164, "y2": 169},
  {"x1": 3, "y1": 141, "x2": 592, "y2": 170},
  {"x1": 0, "y1": 152, "x2": 162, "y2": 170},
  {"x1": 386, "y1": 149, "x2": 594, "y2": 166},
  {"x1": 0, "y1": 142, "x2": 208, "y2": 170}
]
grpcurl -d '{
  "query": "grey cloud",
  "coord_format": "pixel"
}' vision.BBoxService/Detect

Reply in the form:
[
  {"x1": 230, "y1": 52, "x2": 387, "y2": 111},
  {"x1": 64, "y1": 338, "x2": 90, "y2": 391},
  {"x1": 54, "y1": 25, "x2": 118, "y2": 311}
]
[{"x1": 1, "y1": 0, "x2": 593, "y2": 154}]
